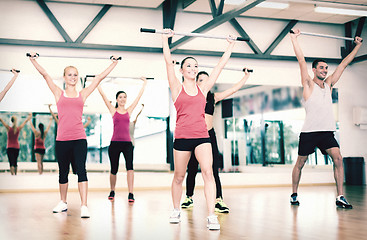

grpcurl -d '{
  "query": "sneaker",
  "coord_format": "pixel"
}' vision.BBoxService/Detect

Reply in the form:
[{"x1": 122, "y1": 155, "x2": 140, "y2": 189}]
[
  {"x1": 169, "y1": 209, "x2": 181, "y2": 224},
  {"x1": 290, "y1": 193, "x2": 300, "y2": 205},
  {"x1": 52, "y1": 201, "x2": 67, "y2": 213},
  {"x1": 181, "y1": 196, "x2": 193, "y2": 208},
  {"x1": 80, "y1": 205, "x2": 90, "y2": 218},
  {"x1": 336, "y1": 195, "x2": 353, "y2": 209},
  {"x1": 108, "y1": 191, "x2": 115, "y2": 200},
  {"x1": 215, "y1": 198, "x2": 229, "y2": 213},
  {"x1": 128, "y1": 193, "x2": 135, "y2": 203},
  {"x1": 207, "y1": 215, "x2": 220, "y2": 230}
]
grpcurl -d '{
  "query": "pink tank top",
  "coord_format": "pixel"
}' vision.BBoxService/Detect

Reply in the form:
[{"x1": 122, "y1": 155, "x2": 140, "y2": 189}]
[
  {"x1": 56, "y1": 92, "x2": 86, "y2": 141},
  {"x1": 174, "y1": 85, "x2": 209, "y2": 139},
  {"x1": 111, "y1": 111, "x2": 131, "y2": 142},
  {"x1": 35, "y1": 137, "x2": 45, "y2": 149},
  {"x1": 7, "y1": 127, "x2": 20, "y2": 149}
]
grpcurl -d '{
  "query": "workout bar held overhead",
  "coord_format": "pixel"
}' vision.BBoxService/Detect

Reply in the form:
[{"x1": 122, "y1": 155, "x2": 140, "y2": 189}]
[
  {"x1": 289, "y1": 30, "x2": 358, "y2": 42},
  {"x1": 140, "y1": 28, "x2": 250, "y2": 42},
  {"x1": 0, "y1": 69, "x2": 20, "y2": 73},
  {"x1": 85, "y1": 75, "x2": 154, "y2": 80},
  {"x1": 173, "y1": 61, "x2": 253, "y2": 73},
  {"x1": 26, "y1": 53, "x2": 122, "y2": 60}
]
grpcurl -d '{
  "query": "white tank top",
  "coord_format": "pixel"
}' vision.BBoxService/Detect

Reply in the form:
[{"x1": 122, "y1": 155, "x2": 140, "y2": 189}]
[{"x1": 301, "y1": 82, "x2": 336, "y2": 132}]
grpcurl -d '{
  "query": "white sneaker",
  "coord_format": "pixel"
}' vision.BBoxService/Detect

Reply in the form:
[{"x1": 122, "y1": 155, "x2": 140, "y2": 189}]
[
  {"x1": 207, "y1": 215, "x2": 220, "y2": 230},
  {"x1": 169, "y1": 209, "x2": 181, "y2": 223},
  {"x1": 53, "y1": 201, "x2": 67, "y2": 213},
  {"x1": 81, "y1": 205, "x2": 90, "y2": 218}
]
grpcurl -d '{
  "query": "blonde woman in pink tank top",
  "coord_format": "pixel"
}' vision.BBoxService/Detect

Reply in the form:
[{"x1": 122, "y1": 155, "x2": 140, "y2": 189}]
[
  {"x1": 162, "y1": 29, "x2": 236, "y2": 230},
  {"x1": 28, "y1": 52, "x2": 119, "y2": 218},
  {"x1": 0, "y1": 113, "x2": 32, "y2": 175},
  {"x1": 97, "y1": 78, "x2": 147, "y2": 202}
]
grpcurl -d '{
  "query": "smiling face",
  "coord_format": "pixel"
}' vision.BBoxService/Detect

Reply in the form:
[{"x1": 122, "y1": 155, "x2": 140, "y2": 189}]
[
  {"x1": 180, "y1": 57, "x2": 198, "y2": 81},
  {"x1": 312, "y1": 60, "x2": 328, "y2": 81},
  {"x1": 63, "y1": 66, "x2": 79, "y2": 86},
  {"x1": 116, "y1": 91, "x2": 127, "y2": 107}
]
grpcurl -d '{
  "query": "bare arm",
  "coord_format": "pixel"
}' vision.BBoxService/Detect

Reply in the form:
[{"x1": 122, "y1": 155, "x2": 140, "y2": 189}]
[
  {"x1": 44, "y1": 117, "x2": 53, "y2": 135},
  {"x1": 0, "y1": 69, "x2": 18, "y2": 102},
  {"x1": 290, "y1": 30, "x2": 313, "y2": 88},
  {"x1": 133, "y1": 104, "x2": 145, "y2": 123},
  {"x1": 0, "y1": 118, "x2": 10, "y2": 130},
  {"x1": 127, "y1": 78, "x2": 147, "y2": 115},
  {"x1": 97, "y1": 85, "x2": 116, "y2": 115},
  {"x1": 203, "y1": 37, "x2": 236, "y2": 93},
  {"x1": 83, "y1": 116, "x2": 91, "y2": 128},
  {"x1": 48, "y1": 104, "x2": 59, "y2": 125},
  {"x1": 162, "y1": 29, "x2": 181, "y2": 100},
  {"x1": 28, "y1": 118, "x2": 37, "y2": 134},
  {"x1": 28, "y1": 53, "x2": 62, "y2": 101},
  {"x1": 19, "y1": 113, "x2": 32, "y2": 130},
  {"x1": 214, "y1": 69, "x2": 251, "y2": 103},
  {"x1": 81, "y1": 57, "x2": 119, "y2": 101},
  {"x1": 326, "y1": 36, "x2": 363, "y2": 88}
]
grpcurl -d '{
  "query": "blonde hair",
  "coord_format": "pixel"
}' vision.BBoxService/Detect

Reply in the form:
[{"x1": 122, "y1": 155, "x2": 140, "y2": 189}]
[{"x1": 63, "y1": 66, "x2": 79, "y2": 76}]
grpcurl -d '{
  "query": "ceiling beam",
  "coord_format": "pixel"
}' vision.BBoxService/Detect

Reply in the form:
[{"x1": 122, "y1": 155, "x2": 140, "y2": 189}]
[
  {"x1": 36, "y1": 0, "x2": 72, "y2": 43},
  {"x1": 264, "y1": 20, "x2": 298, "y2": 55},
  {"x1": 170, "y1": 0, "x2": 265, "y2": 51},
  {"x1": 0, "y1": 37, "x2": 342, "y2": 63},
  {"x1": 163, "y1": 0, "x2": 178, "y2": 45},
  {"x1": 75, "y1": 4, "x2": 112, "y2": 43}
]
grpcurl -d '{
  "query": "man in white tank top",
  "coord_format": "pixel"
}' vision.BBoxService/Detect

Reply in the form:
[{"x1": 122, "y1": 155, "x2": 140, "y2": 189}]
[{"x1": 290, "y1": 29, "x2": 363, "y2": 209}]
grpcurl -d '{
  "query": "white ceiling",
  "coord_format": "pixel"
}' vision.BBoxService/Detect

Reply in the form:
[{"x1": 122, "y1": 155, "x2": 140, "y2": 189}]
[{"x1": 45, "y1": 0, "x2": 367, "y2": 24}]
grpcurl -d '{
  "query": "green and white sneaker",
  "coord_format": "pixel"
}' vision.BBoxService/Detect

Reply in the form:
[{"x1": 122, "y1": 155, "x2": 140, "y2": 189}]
[
  {"x1": 181, "y1": 196, "x2": 193, "y2": 208},
  {"x1": 215, "y1": 198, "x2": 229, "y2": 213}
]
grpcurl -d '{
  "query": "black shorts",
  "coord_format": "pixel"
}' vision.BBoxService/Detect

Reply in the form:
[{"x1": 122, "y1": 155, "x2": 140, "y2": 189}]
[
  {"x1": 298, "y1": 131, "x2": 339, "y2": 156},
  {"x1": 35, "y1": 148, "x2": 46, "y2": 154},
  {"x1": 173, "y1": 138, "x2": 211, "y2": 152}
]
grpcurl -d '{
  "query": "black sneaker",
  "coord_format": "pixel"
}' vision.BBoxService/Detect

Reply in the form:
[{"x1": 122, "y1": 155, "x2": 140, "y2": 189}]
[
  {"x1": 336, "y1": 195, "x2": 353, "y2": 209},
  {"x1": 181, "y1": 196, "x2": 193, "y2": 208},
  {"x1": 215, "y1": 198, "x2": 230, "y2": 213},
  {"x1": 128, "y1": 193, "x2": 135, "y2": 202},
  {"x1": 290, "y1": 193, "x2": 300, "y2": 205},
  {"x1": 108, "y1": 191, "x2": 115, "y2": 200}
]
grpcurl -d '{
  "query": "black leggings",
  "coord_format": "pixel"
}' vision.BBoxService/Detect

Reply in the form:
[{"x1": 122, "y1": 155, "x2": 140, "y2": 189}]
[
  {"x1": 55, "y1": 139, "x2": 88, "y2": 184},
  {"x1": 185, "y1": 128, "x2": 222, "y2": 199},
  {"x1": 7, "y1": 148, "x2": 19, "y2": 167},
  {"x1": 108, "y1": 141, "x2": 134, "y2": 174}
]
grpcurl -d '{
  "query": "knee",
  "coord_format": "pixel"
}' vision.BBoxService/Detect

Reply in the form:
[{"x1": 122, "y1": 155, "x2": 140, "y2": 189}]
[
  {"x1": 201, "y1": 168, "x2": 214, "y2": 180},
  {"x1": 173, "y1": 174, "x2": 185, "y2": 185},
  {"x1": 333, "y1": 155, "x2": 343, "y2": 167},
  {"x1": 77, "y1": 171, "x2": 88, "y2": 182}
]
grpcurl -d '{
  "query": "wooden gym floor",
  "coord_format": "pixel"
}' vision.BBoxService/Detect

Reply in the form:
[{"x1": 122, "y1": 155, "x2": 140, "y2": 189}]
[{"x1": 0, "y1": 185, "x2": 366, "y2": 240}]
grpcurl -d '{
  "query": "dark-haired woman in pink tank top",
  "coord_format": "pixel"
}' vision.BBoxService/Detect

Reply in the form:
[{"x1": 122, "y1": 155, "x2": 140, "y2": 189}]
[
  {"x1": 28, "y1": 52, "x2": 119, "y2": 218},
  {"x1": 162, "y1": 29, "x2": 236, "y2": 230},
  {"x1": 97, "y1": 78, "x2": 147, "y2": 202}
]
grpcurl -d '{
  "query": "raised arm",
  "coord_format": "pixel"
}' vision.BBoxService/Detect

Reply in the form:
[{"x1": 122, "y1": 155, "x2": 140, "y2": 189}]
[
  {"x1": 97, "y1": 85, "x2": 116, "y2": 115},
  {"x1": 0, "y1": 118, "x2": 10, "y2": 130},
  {"x1": 81, "y1": 57, "x2": 119, "y2": 101},
  {"x1": 28, "y1": 118, "x2": 37, "y2": 134},
  {"x1": 44, "y1": 117, "x2": 53, "y2": 135},
  {"x1": 28, "y1": 52, "x2": 62, "y2": 101},
  {"x1": 133, "y1": 104, "x2": 145, "y2": 123},
  {"x1": 48, "y1": 104, "x2": 59, "y2": 124},
  {"x1": 326, "y1": 36, "x2": 363, "y2": 88},
  {"x1": 202, "y1": 37, "x2": 236, "y2": 93},
  {"x1": 19, "y1": 113, "x2": 32, "y2": 130},
  {"x1": 214, "y1": 69, "x2": 251, "y2": 103},
  {"x1": 290, "y1": 29, "x2": 312, "y2": 88},
  {"x1": 83, "y1": 116, "x2": 91, "y2": 128},
  {"x1": 0, "y1": 69, "x2": 18, "y2": 102},
  {"x1": 162, "y1": 29, "x2": 181, "y2": 100},
  {"x1": 127, "y1": 78, "x2": 147, "y2": 115}
]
